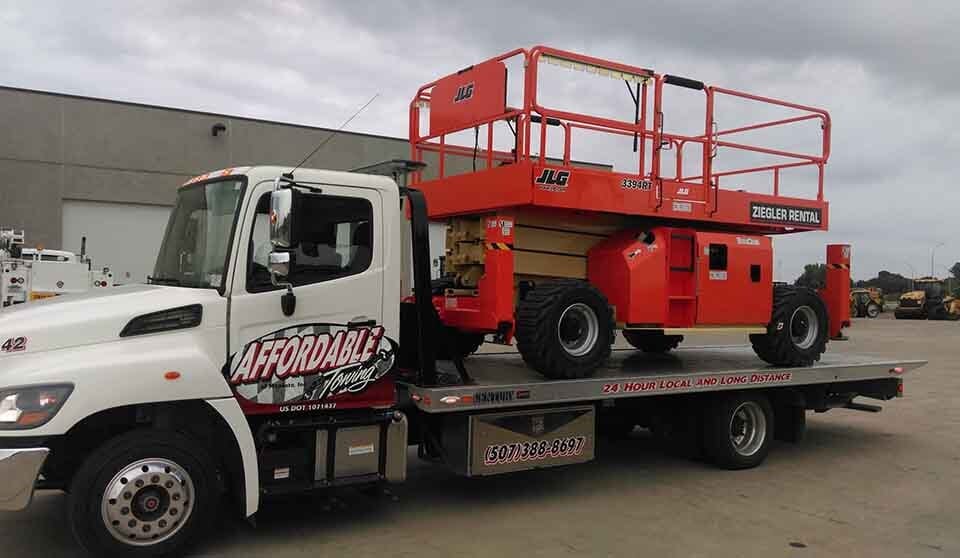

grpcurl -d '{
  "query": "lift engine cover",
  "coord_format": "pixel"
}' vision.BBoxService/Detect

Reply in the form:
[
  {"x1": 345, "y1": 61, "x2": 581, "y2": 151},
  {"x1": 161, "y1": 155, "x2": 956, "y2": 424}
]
[{"x1": 463, "y1": 405, "x2": 595, "y2": 476}]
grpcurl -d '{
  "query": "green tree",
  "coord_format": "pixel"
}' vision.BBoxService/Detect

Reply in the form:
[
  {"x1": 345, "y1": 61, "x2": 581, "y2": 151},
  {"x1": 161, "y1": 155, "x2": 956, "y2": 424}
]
[
  {"x1": 950, "y1": 262, "x2": 960, "y2": 296},
  {"x1": 863, "y1": 270, "x2": 913, "y2": 294},
  {"x1": 795, "y1": 263, "x2": 827, "y2": 289}
]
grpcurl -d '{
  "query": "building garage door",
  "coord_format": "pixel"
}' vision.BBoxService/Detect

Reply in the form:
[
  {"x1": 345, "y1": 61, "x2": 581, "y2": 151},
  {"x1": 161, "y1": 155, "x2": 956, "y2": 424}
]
[{"x1": 61, "y1": 200, "x2": 172, "y2": 285}]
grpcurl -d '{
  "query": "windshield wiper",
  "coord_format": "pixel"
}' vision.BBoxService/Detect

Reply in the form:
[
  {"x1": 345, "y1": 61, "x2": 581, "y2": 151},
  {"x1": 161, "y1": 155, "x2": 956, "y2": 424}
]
[
  {"x1": 147, "y1": 276, "x2": 183, "y2": 286},
  {"x1": 148, "y1": 276, "x2": 216, "y2": 289}
]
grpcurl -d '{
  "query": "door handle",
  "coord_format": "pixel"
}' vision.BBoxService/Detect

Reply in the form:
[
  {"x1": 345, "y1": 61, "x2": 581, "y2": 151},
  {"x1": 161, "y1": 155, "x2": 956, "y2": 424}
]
[{"x1": 347, "y1": 319, "x2": 377, "y2": 329}]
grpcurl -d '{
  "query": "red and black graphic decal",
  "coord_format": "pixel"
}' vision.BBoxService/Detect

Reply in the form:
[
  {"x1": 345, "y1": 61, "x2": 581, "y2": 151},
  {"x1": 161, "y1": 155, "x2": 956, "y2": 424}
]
[
  {"x1": 535, "y1": 168, "x2": 570, "y2": 187},
  {"x1": 225, "y1": 324, "x2": 396, "y2": 415},
  {"x1": 453, "y1": 82, "x2": 475, "y2": 103}
]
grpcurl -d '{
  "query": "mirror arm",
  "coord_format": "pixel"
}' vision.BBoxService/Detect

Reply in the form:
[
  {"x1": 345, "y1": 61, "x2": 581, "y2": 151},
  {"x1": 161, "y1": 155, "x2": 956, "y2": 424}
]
[
  {"x1": 268, "y1": 250, "x2": 296, "y2": 316},
  {"x1": 270, "y1": 275, "x2": 297, "y2": 317}
]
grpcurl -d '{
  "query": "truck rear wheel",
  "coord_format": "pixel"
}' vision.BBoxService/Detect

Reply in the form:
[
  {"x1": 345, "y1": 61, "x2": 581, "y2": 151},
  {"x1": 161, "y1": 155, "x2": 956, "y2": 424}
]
[
  {"x1": 622, "y1": 331, "x2": 684, "y2": 353},
  {"x1": 516, "y1": 279, "x2": 614, "y2": 379},
  {"x1": 68, "y1": 430, "x2": 218, "y2": 557},
  {"x1": 704, "y1": 392, "x2": 774, "y2": 469},
  {"x1": 750, "y1": 286, "x2": 828, "y2": 366}
]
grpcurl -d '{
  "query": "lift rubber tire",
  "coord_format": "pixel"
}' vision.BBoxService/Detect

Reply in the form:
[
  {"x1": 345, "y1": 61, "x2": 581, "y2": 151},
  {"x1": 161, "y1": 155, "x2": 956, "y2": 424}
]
[
  {"x1": 516, "y1": 279, "x2": 614, "y2": 379},
  {"x1": 750, "y1": 285, "x2": 829, "y2": 366},
  {"x1": 866, "y1": 301, "x2": 882, "y2": 318},
  {"x1": 704, "y1": 392, "x2": 774, "y2": 470},
  {"x1": 436, "y1": 328, "x2": 484, "y2": 360},
  {"x1": 622, "y1": 331, "x2": 684, "y2": 353},
  {"x1": 68, "y1": 430, "x2": 219, "y2": 558}
]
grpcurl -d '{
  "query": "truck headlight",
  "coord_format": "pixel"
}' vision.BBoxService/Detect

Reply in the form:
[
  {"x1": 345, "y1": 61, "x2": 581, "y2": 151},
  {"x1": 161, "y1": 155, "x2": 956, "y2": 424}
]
[{"x1": 0, "y1": 385, "x2": 73, "y2": 429}]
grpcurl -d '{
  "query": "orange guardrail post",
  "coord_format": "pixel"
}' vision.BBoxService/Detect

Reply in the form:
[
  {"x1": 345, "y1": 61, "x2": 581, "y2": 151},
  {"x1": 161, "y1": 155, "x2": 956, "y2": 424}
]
[{"x1": 824, "y1": 244, "x2": 851, "y2": 339}]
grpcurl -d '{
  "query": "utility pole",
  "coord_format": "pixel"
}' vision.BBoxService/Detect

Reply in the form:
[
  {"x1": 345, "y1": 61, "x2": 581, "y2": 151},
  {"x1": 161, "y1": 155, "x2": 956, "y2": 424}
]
[
  {"x1": 902, "y1": 261, "x2": 916, "y2": 291},
  {"x1": 931, "y1": 242, "x2": 945, "y2": 277}
]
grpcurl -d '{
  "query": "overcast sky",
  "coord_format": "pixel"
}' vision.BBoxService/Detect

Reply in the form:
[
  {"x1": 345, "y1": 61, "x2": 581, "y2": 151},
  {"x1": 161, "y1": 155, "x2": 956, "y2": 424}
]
[{"x1": 2, "y1": 0, "x2": 958, "y2": 281}]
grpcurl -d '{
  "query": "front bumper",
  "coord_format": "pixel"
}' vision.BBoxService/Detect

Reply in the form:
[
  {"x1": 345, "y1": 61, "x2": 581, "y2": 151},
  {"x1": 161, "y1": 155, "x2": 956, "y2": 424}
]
[
  {"x1": 894, "y1": 307, "x2": 925, "y2": 319},
  {"x1": 0, "y1": 448, "x2": 49, "y2": 511}
]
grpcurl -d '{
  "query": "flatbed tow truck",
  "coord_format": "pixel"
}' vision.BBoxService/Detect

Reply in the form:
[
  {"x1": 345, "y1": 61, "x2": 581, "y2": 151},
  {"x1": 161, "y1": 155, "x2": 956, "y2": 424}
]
[{"x1": 0, "y1": 46, "x2": 926, "y2": 557}]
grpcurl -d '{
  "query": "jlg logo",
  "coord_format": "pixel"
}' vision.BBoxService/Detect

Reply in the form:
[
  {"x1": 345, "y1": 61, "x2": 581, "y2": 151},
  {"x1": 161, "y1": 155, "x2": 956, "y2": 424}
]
[
  {"x1": 535, "y1": 169, "x2": 570, "y2": 192},
  {"x1": 454, "y1": 83, "x2": 475, "y2": 103}
]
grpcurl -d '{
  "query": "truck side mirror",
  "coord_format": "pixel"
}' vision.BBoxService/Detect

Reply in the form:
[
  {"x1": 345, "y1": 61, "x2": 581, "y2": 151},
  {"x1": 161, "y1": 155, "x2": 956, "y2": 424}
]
[
  {"x1": 268, "y1": 251, "x2": 291, "y2": 279},
  {"x1": 270, "y1": 188, "x2": 297, "y2": 249},
  {"x1": 269, "y1": 182, "x2": 299, "y2": 316}
]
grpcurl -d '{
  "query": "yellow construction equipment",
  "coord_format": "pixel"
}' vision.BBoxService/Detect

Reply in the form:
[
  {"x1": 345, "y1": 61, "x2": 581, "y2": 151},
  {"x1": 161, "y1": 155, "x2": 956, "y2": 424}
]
[
  {"x1": 850, "y1": 287, "x2": 884, "y2": 318},
  {"x1": 894, "y1": 277, "x2": 960, "y2": 320}
]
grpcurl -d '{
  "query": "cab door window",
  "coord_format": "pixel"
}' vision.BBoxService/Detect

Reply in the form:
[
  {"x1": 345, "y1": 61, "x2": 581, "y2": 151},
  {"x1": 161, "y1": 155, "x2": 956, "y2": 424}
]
[{"x1": 247, "y1": 192, "x2": 373, "y2": 292}]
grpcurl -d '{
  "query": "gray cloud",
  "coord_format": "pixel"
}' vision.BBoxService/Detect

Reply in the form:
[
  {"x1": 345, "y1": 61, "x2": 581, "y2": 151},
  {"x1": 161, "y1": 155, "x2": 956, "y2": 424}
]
[{"x1": 1, "y1": 0, "x2": 958, "y2": 279}]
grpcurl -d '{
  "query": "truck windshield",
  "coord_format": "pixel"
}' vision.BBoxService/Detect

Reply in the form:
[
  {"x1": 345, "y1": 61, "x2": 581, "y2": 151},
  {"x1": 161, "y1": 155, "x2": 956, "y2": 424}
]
[{"x1": 152, "y1": 178, "x2": 245, "y2": 289}]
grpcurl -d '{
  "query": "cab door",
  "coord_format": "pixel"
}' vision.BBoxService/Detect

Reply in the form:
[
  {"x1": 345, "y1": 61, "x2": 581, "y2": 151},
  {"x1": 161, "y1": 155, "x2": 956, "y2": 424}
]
[{"x1": 225, "y1": 179, "x2": 390, "y2": 413}]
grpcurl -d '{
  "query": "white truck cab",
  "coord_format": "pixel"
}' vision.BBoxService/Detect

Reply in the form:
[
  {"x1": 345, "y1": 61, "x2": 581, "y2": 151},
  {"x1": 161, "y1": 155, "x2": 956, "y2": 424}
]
[{"x1": 0, "y1": 166, "x2": 408, "y2": 555}]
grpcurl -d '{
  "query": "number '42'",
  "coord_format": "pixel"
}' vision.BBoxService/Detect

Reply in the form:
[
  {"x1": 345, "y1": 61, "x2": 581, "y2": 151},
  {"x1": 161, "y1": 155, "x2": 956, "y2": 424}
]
[{"x1": 1, "y1": 336, "x2": 27, "y2": 353}]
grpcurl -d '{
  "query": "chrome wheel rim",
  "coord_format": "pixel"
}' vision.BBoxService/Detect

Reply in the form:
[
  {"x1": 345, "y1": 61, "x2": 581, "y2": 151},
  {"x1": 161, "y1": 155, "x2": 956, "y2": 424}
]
[
  {"x1": 558, "y1": 303, "x2": 599, "y2": 357},
  {"x1": 101, "y1": 458, "x2": 195, "y2": 546},
  {"x1": 867, "y1": 304, "x2": 880, "y2": 318},
  {"x1": 790, "y1": 305, "x2": 819, "y2": 350},
  {"x1": 729, "y1": 401, "x2": 767, "y2": 457}
]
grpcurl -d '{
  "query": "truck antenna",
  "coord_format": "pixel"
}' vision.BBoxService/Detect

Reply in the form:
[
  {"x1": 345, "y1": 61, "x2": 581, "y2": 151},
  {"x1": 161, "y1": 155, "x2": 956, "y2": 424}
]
[{"x1": 286, "y1": 93, "x2": 380, "y2": 178}]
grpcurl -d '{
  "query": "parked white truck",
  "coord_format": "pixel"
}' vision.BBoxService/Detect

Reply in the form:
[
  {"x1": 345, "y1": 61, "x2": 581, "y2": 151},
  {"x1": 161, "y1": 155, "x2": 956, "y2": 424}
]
[
  {"x1": 0, "y1": 164, "x2": 924, "y2": 556},
  {"x1": 1, "y1": 229, "x2": 115, "y2": 308}
]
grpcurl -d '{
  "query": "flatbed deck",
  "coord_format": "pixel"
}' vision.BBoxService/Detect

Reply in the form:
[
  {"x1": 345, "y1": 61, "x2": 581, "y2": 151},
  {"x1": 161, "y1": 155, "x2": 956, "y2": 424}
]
[{"x1": 404, "y1": 346, "x2": 926, "y2": 413}]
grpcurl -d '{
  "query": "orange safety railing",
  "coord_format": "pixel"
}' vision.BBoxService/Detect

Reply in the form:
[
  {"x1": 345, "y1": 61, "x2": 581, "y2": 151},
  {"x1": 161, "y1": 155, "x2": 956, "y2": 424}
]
[{"x1": 410, "y1": 46, "x2": 831, "y2": 206}]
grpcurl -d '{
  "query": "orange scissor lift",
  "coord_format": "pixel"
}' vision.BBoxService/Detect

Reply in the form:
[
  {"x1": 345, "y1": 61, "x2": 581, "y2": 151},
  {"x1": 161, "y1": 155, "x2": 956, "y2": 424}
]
[{"x1": 409, "y1": 46, "x2": 845, "y2": 379}]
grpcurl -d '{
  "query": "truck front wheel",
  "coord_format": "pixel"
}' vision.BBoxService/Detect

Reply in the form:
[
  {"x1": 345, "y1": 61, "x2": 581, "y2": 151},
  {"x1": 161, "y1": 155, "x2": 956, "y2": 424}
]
[
  {"x1": 516, "y1": 279, "x2": 614, "y2": 379},
  {"x1": 68, "y1": 430, "x2": 219, "y2": 557},
  {"x1": 750, "y1": 286, "x2": 828, "y2": 366}
]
